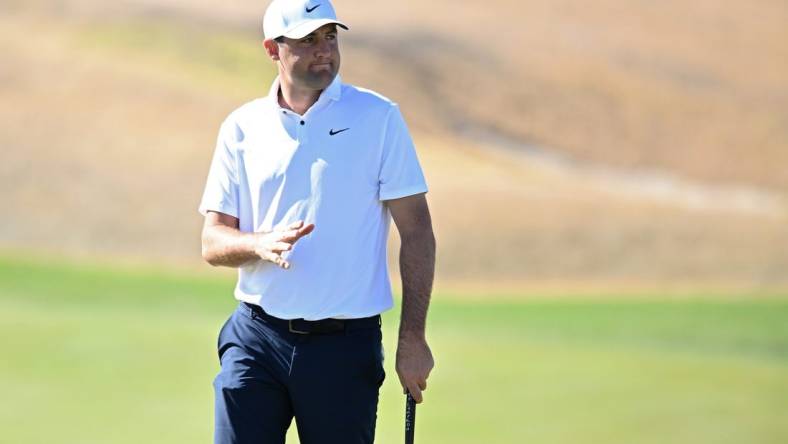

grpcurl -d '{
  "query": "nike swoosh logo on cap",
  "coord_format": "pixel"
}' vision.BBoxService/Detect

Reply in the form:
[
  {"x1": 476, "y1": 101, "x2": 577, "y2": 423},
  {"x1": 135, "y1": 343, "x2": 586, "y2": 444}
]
[
  {"x1": 306, "y1": 4, "x2": 321, "y2": 13},
  {"x1": 329, "y1": 128, "x2": 349, "y2": 136}
]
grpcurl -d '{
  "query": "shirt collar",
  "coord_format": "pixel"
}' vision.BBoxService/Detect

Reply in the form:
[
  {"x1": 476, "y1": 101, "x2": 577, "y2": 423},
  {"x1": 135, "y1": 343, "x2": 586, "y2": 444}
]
[
  {"x1": 266, "y1": 74, "x2": 343, "y2": 107},
  {"x1": 323, "y1": 74, "x2": 342, "y2": 101}
]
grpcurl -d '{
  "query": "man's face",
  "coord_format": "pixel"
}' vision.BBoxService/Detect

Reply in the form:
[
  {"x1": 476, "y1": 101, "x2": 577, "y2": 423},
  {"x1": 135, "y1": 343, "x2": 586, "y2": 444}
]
[{"x1": 271, "y1": 24, "x2": 341, "y2": 91}]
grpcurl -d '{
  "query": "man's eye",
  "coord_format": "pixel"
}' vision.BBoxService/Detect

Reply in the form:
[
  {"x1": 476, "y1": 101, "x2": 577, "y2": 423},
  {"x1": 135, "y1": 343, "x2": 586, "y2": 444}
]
[
  {"x1": 301, "y1": 37, "x2": 314, "y2": 44},
  {"x1": 326, "y1": 34, "x2": 337, "y2": 41}
]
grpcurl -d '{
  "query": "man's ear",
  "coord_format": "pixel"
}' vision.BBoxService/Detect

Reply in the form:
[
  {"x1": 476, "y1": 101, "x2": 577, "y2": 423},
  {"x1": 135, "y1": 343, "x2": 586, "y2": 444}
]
[{"x1": 263, "y1": 39, "x2": 280, "y2": 61}]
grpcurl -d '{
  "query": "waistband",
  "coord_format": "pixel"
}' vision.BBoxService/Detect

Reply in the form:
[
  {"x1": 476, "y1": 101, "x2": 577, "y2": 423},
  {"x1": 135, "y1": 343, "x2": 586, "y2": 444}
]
[{"x1": 241, "y1": 302, "x2": 381, "y2": 335}]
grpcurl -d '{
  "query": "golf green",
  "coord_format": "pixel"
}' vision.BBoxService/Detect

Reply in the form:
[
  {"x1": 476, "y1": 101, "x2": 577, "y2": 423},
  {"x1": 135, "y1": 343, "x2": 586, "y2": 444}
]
[{"x1": 1, "y1": 256, "x2": 786, "y2": 443}]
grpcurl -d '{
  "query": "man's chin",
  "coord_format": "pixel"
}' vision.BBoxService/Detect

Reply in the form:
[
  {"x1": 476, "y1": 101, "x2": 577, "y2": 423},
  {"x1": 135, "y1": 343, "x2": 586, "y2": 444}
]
[{"x1": 305, "y1": 71, "x2": 337, "y2": 90}]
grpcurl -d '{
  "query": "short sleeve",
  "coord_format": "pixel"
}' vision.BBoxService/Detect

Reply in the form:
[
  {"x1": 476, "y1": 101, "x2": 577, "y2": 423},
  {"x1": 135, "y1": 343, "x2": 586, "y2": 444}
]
[
  {"x1": 198, "y1": 119, "x2": 240, "y2": 217},
  {"x1": 378, "y1": 105, "x2": 428, "y2": 201}
]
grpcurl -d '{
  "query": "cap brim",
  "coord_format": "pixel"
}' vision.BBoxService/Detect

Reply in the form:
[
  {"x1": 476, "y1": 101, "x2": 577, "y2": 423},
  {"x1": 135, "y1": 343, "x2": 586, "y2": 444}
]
[{"x1": 282, "y1": 19, "x2": 349, "y2": 39}]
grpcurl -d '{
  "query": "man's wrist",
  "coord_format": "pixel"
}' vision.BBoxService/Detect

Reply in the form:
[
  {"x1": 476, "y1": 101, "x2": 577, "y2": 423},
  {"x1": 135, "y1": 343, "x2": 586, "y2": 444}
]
[
  {"x1": 248, "y1": 231, "x2": 267, "y2": 258},
  {"x1": 398, "y1": 329, "x2": 426, "y2": 342}
]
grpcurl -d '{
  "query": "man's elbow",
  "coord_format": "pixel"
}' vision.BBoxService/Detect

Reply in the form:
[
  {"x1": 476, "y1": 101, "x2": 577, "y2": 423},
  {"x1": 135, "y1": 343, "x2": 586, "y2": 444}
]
[
  {"x1": 201, "y1": 246, "x2": 218, "y2": 266},
  {"x1": 202, "y1": 248, "x2": 217, "y2": 266},
  {"x1": 201, "y1": 232, "x2": 221, "y2": 267},
  {"x1": 402, "y1": 225, "x2": 436, "y2": 251}
]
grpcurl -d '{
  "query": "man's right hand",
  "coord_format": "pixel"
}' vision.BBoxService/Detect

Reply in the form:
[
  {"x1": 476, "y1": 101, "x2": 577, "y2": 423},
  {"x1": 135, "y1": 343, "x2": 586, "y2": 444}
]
[{"x1": 254, "y1": 220, "x2": 315, "y2": 269}]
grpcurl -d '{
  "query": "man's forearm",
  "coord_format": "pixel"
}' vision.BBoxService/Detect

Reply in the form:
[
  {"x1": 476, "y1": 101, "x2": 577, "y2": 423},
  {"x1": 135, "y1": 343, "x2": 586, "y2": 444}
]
[
  {"x1": 202, "y1": 224, "x2": 261, "y2": 268},
  {"x1": 398, "y1": 231, "x2": 436, "y2": 339}
]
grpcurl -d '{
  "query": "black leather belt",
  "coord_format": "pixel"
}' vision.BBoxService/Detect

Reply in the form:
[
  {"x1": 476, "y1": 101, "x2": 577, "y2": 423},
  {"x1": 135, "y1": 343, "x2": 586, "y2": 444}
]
[{"x1": 243, "y1": 302, "x2": 381, "y2": 335}]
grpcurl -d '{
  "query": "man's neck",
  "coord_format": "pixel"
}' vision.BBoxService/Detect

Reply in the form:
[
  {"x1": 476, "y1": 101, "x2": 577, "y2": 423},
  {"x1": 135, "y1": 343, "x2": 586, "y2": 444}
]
[{"x1": 278, "y1": 80, "x2": 322, "y2": 116}]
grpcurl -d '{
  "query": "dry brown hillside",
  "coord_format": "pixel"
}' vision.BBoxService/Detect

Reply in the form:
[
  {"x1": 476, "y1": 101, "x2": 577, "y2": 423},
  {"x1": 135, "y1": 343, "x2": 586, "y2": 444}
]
[
  {"x1": 16, "y1": 0, "x2": 786, "y2": 189},
  {"x1": 1, "y1": 1, "x2": 787, "y2": 289}
]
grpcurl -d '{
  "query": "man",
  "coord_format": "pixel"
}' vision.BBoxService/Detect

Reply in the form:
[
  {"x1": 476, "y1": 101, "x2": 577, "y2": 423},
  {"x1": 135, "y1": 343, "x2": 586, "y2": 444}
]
[{"x1": 198, "y1": 0, "x2": 435, "y2": 442}]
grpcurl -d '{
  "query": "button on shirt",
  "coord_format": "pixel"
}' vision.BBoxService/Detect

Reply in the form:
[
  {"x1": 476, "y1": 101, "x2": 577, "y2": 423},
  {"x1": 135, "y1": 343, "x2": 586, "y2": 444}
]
[{"x1": 198, "y1": 75, "x2": 428, "y2": 320}]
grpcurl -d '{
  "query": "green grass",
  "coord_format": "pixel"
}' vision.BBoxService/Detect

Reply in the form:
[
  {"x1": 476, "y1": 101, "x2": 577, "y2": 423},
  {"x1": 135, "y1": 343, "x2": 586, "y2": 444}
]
[{"x1": 1, "y1": 255, "x2": 787, "y2": 443}]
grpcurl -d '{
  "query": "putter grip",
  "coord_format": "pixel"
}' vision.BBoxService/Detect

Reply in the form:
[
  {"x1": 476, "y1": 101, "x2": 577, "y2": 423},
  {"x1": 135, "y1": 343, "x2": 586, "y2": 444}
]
[{"x1": 405, "y1": 393, "x2": 416, "y2": 444}]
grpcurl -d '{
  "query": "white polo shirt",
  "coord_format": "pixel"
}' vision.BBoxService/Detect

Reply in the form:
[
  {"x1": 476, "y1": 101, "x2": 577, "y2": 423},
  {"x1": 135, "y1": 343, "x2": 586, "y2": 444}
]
[{"x1": 198, "y1": 75, "x2": 428, "y2": 320}]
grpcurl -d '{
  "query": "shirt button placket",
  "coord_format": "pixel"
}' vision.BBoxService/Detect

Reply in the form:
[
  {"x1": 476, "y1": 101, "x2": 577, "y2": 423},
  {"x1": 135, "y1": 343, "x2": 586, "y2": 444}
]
[{"x1": 298, "y1": 119, "x2": 308, "y2": 143}]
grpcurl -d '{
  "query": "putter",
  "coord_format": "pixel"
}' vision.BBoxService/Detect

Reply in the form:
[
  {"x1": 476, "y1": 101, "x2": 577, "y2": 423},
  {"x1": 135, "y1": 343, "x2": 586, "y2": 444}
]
[{"x1": 405, "y1": 392, "x2": 416, "y2": 444}]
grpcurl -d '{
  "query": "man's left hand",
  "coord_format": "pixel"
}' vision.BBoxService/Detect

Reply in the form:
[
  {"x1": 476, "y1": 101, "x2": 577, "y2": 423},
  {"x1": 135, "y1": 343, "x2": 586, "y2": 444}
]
[{"x1": 395, "y1": 334, "x2": 434, "y2": 404}]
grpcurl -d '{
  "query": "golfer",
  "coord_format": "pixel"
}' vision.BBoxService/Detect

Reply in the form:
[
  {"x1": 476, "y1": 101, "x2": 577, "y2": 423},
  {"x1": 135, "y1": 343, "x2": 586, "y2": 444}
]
[{"x1": 198, "y1": 0, "x2": 435, "y2": 442}]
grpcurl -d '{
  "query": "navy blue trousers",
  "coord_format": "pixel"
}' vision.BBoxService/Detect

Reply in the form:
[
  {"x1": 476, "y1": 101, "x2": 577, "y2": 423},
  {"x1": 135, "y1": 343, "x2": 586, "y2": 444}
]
[{"x1": 214, "y1": 303, "x2": 386, "y2": 444}]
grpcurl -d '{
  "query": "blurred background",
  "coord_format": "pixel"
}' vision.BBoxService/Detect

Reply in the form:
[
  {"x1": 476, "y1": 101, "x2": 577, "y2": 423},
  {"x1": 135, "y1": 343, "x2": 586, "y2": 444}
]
[{"x1": 1, "y1": 0, "x2": 786, "y2": 443}]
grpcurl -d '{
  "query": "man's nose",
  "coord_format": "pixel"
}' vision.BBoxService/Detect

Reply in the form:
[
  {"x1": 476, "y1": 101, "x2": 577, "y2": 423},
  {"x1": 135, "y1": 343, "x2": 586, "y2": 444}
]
[{"x1": 315, "y1": 39, "x2": 331, "y2": 57}]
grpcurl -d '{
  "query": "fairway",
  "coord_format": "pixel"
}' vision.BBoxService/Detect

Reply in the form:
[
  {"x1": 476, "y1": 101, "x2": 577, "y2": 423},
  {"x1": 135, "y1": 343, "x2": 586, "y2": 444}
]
[{"x1": 1, "y1": 256, "x2": 787, "y2": 443}]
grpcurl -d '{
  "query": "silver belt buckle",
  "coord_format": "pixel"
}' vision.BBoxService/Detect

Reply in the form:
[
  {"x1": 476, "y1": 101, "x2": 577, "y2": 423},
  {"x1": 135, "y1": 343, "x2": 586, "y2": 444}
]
[{"x1": 289, "y1": 319, "x2": 310, "y2": 334}]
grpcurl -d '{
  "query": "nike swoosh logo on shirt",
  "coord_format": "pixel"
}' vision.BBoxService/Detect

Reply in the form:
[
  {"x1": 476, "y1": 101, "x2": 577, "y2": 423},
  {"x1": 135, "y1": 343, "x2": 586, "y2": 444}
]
[
  {"x1": 306, "y1": 4, "x2": 321, "y2": 13},
  {"x1": 329, "y1": 128, "x2": 350, "y2": 136}
]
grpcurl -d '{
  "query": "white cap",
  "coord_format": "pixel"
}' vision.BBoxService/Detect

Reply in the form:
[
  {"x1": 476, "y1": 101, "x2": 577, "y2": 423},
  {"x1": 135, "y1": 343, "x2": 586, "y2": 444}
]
[{"x1": 263, "y1": 0, "x2": 349, "y2": 40}]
